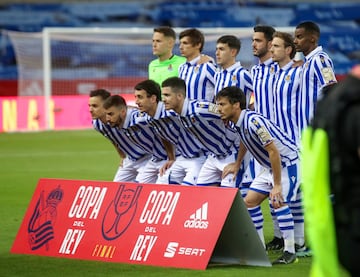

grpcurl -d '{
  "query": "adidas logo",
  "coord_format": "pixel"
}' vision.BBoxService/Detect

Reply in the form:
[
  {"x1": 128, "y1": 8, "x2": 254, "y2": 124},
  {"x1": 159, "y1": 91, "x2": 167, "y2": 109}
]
[{"x1": 184, "y1": 202, "x2": 209, "y2": 229}]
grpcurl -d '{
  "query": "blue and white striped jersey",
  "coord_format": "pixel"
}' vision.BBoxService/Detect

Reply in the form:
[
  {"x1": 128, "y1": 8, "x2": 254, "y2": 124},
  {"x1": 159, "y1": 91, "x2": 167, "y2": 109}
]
[
  {"x1": 150, "y1": 99, "x2": 205, "y2": 159},
  {"x1": 215, "y1": 61, "x2": 253, "y2": 106},
  {"x1": 93, "y1": 108, "x2": 149, "y2": 161},
  {"x1": 127, "y1": 102, "x2": 175, "y2": 161},
  {"x1": 235, "y1": 110, "x2": 299, "y2": 169},
  {"x1": 251, "y1": 58, "x2": 279, "y2": 122},
  {"x1": 273, "y1": 61, "x2": 302, "y2": 146},
  {"x1": 298, "y1": 46, "x2": 337, "y2": 131},
  {"x1": 180, "y1": 101, "x2": 240, "y2": 156},
  {"x1": 178, "y1": 55, "x2": 217, "y2": 102}
]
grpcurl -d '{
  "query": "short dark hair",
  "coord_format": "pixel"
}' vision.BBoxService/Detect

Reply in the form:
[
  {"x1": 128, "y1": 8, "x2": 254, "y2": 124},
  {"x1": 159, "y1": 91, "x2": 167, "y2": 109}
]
[
  {"x1": 135, "y1": 79, "x2": 161, "y2": 102},
  {"x1": 103, "y1": 95, "x2": 127, "y2": 110},
  {"x1": 161, "y1": 77, "x2": 186, "y2": 97},
  {"x1": 273, "y1": 31, "x2": 296, "y2": 59},
  {"x1": 179, "y1": 28, "x2": 205, "y2": 52},
  {"x1": 216, "y1": 86, "x2": 247, "y2": 109},
  {"x1": 253, "y1": 25, "x2": 276, "y2": 41},
  {"x1": 153, "y1": 26, "x2": 176, "y2": 40},
  {"x1": 296, "y1": 21, "x2": 320, "y2": 38},
  {"x1": 217, "y1": 35, "x2": 241, "y2": 55},
  {"x1": 89, "y1": 89, "x2": 111, "y2": 100}
]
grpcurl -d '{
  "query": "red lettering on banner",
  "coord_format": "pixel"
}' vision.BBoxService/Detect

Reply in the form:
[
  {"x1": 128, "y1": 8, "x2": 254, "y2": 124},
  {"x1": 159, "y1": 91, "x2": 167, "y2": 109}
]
[
  {"x1": 129, "y1": 235, "x2": 157, "y2": 262},
  {"x1": 68, "y1": 186, "x2": 107, "y2": 219},
  {"x1": 58, "y1": 229, "x2": 85, "y2": 255},
  {"x1": 139, "y1": 191, "x2": 180, "y2": 225}
]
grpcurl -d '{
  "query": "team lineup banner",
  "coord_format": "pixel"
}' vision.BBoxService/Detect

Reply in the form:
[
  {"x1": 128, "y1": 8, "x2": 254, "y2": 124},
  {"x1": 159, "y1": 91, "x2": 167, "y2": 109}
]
[{"x1": 11, "y1": 178, "x2": 270, "y2": 270}]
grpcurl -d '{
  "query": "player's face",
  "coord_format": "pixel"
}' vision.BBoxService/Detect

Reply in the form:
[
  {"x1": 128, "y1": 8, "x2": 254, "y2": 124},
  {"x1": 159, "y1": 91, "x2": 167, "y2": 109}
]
[
  {"x1": 179, "y1": 36, "x2": 200, "y2": 60},
  {"x1": 216, "y1": 96, "x2": 237, "y2": 122},
  {"x1": 294, "y1": 27, "x2": 313, "y2": 56},
  {"x1": 88, "y1": 96, "x2": 105, "y2": 120},
  {"x1": 161, "y1": 86, "x2": 181, "y2": 112},
  {"x1": 152, "y1": 32, "x2": 174, "y2": 58},
  {"x1": 270, "y1": 37, "x2": 287, "y2": 63},
  {"x1": 216, "y1": 43, "x2": 236, "y2": 68},
  {"x1": 105, "y1": 106, "x2": 126, "y2": 128},
  {"x1": 252, "y1": 32, "x2": 271, "y2": 59},
  {"x1": 134, "y1": 89, "x2": 156, "y2": 114}
]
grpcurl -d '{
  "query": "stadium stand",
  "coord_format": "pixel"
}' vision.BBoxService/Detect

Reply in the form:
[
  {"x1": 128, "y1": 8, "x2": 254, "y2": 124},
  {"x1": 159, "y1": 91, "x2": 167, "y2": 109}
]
[{"x1": 0, "y1": 0, "x2": 359, "y2": 85}]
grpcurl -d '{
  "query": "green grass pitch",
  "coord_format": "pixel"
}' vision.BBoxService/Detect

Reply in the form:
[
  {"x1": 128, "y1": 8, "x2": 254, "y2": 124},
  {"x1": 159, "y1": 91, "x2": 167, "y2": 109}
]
[{"x1": 0, "y1": 129, "x2": 314, "y2": 277}]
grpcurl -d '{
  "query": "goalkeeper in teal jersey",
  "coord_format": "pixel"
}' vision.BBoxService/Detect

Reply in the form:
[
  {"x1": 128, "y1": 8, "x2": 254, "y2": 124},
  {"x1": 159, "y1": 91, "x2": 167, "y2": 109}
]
[{"x1": 149, "y1": 27, "x2": 186, "y2": 86}]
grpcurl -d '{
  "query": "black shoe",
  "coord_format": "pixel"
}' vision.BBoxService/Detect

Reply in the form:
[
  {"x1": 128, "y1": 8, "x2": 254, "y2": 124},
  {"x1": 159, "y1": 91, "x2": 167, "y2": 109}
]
[
  {"x1": 266, "y1": 236, "x2": 284, "y2": 251},
  {"x1": 295, "y1": 243, "x2": 312, "y2": 257},
  {"x1": 272, "y1": 251, "x2": 298, "y2": 265}
]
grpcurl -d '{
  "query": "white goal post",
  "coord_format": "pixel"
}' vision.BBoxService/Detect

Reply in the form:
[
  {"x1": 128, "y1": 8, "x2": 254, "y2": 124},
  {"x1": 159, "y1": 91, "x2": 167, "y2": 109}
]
[{"x1": 6, "y1": 26, "x2": 295, "y2": 130}]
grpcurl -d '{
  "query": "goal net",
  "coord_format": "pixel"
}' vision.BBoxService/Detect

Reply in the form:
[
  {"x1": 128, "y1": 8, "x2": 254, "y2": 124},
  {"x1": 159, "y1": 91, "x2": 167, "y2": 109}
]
[{"x1": 5, "y1": 27, "x2": 294, "y2": 129}]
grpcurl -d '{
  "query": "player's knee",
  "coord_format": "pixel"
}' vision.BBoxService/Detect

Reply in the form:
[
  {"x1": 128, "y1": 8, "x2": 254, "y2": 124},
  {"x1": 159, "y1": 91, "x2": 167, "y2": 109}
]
[{"x1": 244, "y1": 196, "x2": 260, "y2": 208}]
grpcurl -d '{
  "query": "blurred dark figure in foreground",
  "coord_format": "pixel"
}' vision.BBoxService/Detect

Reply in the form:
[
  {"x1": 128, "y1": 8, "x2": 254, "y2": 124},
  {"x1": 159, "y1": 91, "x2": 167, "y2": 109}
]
[{"x1": 302, "y1": 65, "x2": 360, "y2": 277}]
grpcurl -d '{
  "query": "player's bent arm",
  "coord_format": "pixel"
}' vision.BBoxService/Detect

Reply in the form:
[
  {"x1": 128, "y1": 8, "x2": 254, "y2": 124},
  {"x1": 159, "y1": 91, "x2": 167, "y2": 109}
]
[
  {"x1": 222, "y1": 142, "x2": 247, "y2": 179},
  {"x1": 162, "y1": 138, "x2": 175, "y2": 161},
  {"x1": 264, "y1": 141, "x2": 283, "y2": 208}
]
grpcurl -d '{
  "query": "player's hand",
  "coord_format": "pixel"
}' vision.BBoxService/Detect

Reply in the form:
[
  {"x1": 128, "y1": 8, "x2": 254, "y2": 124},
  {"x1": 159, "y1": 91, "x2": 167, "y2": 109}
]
[
  {"x1": 222, "y1": 162, "x2": 239, "y2": 180},
  {"x1": 269, "y1": 184, "x2": 284, "y2": 209},
  {"x1": 159, "y1": 160, "x2": 174, "y2": 176}
]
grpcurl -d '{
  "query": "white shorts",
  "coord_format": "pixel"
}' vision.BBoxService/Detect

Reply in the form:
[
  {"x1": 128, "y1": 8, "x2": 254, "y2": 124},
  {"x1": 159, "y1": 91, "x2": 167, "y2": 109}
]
[
  {"x1": 159, "y1": 155, "x2": 206, "y2": 186},
  {"x1": 135, "y1": 158, "x2": 168, "y2": 184},
  {"x1": 249, "y1": 162, "x2": 301, "y2": 203},
  {"x1": 197, "y1": 153, "x2": 237, "y2": 187},
  {"x1": 113, "y1": 155, "x2": 150, "y2": 182}
]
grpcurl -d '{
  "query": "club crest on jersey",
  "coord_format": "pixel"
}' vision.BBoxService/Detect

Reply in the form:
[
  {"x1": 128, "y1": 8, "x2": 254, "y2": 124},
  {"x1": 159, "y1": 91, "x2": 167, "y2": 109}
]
[
  {"x1": 168, "y1": 64, "x2": 173, "y2": 72},
  {"x1": 251, "y1": 118, "x2": 261, "y2": 128},
  {"x1": 285, "y1": 75, "x2": 291, "y2": 82},
  {"x1": 270, "y1": 65, "x2": 275, "y2": 74},
  {"x1": 194, "y1": 65, "x2": 200, "y2": 74}
]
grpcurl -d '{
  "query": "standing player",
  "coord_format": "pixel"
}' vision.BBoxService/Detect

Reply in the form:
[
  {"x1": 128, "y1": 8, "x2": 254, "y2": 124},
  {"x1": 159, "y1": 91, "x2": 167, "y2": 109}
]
[
  {"x1": 251, "y1": 25, "x2": 278, "y2": 122},
  {"x1": 214, "y1": 34, "x2": 255, "y2": 193},
  {"x1": 128, "y1": 79, "x2": 176, "y2": 183},
  {"x1": 271, "y1": 31, "x2": 302, "y2": 147},
  {"x1": 102, "y1": 95, "x2": 150, "y2": 182},
  {"x1": 218, "y1": 86, "x2": 300, "y2": 265},
  {"x1": 271, "y1": 31, "x2": 311, "y2": 256},
  {"x1": 151, "y1": 76, "x2": 206, "y2": 185},
  {"x1": 149, "y1": 26, "x2": 186, "y2": 87},
  {"x1": 178, "y1": 28, "x2": 217, "y2": 102},
  {"x1": 294, "y1": 21, "x2": 337, "y2": 132},
  {"x1": 245, "y1": 25, "x2": 279, "y2": 246},
  {"x1": 214, "y1": 35, "x2": 253, "y2": 103}
]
